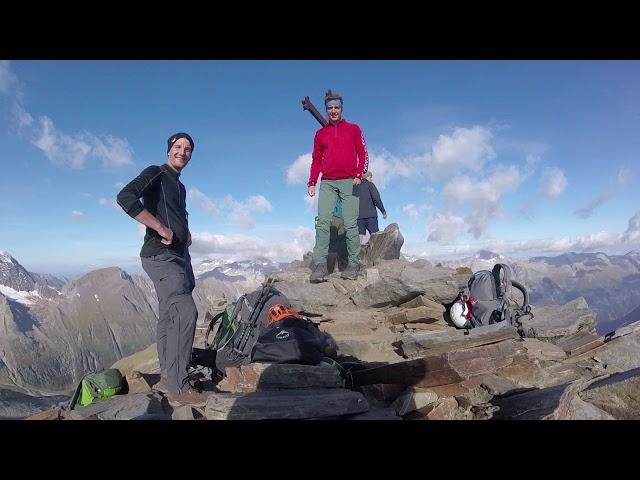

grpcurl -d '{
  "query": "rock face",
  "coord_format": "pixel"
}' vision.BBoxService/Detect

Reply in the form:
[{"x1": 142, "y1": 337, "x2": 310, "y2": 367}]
[
  {"x1": 520, "y1": 297, "x2": 596, "y2": 339},
  {"x1": 359, "y1": 223, "x2": 404, "y2": 267}
]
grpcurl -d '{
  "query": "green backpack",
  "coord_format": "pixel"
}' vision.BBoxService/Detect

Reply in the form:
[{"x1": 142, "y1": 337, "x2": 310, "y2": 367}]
[{"x1": 68, "y1": 369, "x2": 124, "y2": 410}]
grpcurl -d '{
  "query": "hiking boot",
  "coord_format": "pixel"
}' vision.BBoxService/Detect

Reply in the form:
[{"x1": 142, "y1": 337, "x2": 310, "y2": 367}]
[
  {"x1": 167, "y1": 388, "x2": 210, "y2": 407},
  {"x1": 341, "y1": 265, "x2": 360, "y2": 280},
  {"x1": 309, "y1": 263, "x2": 328, "y2": 283},
  {"x1": 152, "y1": 375, "x2": 169, "y2": 394}
]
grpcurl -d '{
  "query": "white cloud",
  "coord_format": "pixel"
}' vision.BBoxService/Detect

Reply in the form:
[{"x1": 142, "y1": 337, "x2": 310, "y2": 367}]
[
  {"x1": 84, "y1": 133, "x2": 134, "y2": 167},
  {"x1": 98, "y1": 197, "x2": 118, "y2": 209},
  {"x1": 625, "y1": 209, "x2": 640, "y2": 233},
  {"x1": 31, "y1": 116, "x2": 91, "y2": 168},
  {"x1": 189, "y1": 189, "x2": 273, "y2": 230},
  {"x1": 408, "y1": 230, "x2": 640, "y2": 260},
  {"x1": 541, "y1": 167, "x2": 568, "y2": 199},
  {"x1": 222, "y1": 194, "x2": 272, "y2": 229},
  {"x1": 287, "y1": 153, "x2": 312, "y2": 185},
  {"x1": 11, "y1": 103, "x2": 33, "y2": 130},
  {"x1": 114, "y1": 182, "x2": 125, "y2": 189},
  {"x1": 427, "y1": 212, "x2": 467, "y2": 243},
  {"x1": 623, "y1": 209, "x2": 640, "y2": 242},
  {"x1": 190, "y1": 227, "x2": 315, "y2": 262},
  {"x1": 574, "y1": 192, "x2": 614, "y2": 219},
  {"x1": 189, "y1": 188, "x2": 221, "y2": 216},
  {"x1": 0, "y1": 60, "x2": 20, "y2": 97},
  {"x1": 575, "y1": 168, "x2": 630, "y2": 219},
  {"x1": 617, "y1": 166, "x2": 630, "y2": 185},
  {"x1": 365, "y1": 150, "x2": 415, "y2": 189},
  {"x1": 20, "y1": 115, "x2": 135, "y2": 169},
  {"x1": 304, "y1": 194, "x2": 318, "y2": 212},
  {"x1": 442, "y1": 166, "x2": 525, "y2": 238},
  {"x1": 137, "y1": 224, "x2": 146, "y2": 239},
  {"x1": 71, "y1": 210, "x2": 86, "y2": 221},
  {"x1": 427, "y1": 126, "x2": 495, "y2": 180},
  {"x1": 3, "y1": 61, "x2": 133, "y2": 169},
  {"x1": 403, "y1": 204, "x2": 419, "y2": 220}
]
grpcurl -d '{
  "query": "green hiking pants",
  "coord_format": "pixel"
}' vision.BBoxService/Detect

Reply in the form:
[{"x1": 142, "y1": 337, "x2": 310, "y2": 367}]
[{"x1": 313, "y1": 179, "x2": 360, "y2": 267}]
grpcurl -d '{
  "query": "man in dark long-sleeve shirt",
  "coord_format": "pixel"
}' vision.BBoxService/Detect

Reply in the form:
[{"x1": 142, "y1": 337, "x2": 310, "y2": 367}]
[
  {"x1": 116, "y1": 132, "x2": 208, "y2": 407},
  {"x1": 358, "y1": 171, "x2": 387, "y2": 243}
]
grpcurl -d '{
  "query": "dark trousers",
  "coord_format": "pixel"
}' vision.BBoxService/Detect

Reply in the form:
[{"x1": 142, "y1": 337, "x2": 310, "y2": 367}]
[
  {"x1": 357, "y1": 217, "x2": 379, "y2": 235},
  {"x1": 141, "y1": 249, "x2": 197, "y2": 394}
]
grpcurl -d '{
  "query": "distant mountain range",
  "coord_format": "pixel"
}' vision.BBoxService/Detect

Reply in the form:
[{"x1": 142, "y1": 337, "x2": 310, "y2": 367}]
[{"x1": 194, "y1": 256, "x2": 288, "y2": 283}]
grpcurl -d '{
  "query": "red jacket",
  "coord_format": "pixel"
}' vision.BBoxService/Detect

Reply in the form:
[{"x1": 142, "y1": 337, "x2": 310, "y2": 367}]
[{"x1": 307, "y1": 119, "x2": 369, "y2": 187}]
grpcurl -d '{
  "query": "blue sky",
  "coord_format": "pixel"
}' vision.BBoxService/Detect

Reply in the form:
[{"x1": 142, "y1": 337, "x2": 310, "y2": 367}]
[{"x1": 1, "y1": 60, "x2": 639, "y2": 276}]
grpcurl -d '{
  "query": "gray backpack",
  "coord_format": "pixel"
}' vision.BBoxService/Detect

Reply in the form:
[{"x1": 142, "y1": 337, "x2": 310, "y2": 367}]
[{"x1": 466, "y1": 263, "x2": 532, "y2": 332}]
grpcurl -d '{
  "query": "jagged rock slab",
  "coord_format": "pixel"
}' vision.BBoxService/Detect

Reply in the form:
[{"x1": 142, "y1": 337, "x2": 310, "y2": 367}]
[
  {"x1": 391, "y1": 387, "x2": 440, "y2": 416},
  {"x1": 333, "y1": 333, "x2": 400, "y2": 362},
  {"x1": 352, "y1": 340, "x2": 523, "y2": 388},
  {"x1": 584, "y1": 330, "x2": 640, "y2": 373},
  {"x1": 26, "y1": 407, "x2": 63, "y2": 420},
  {"x1": 0, "y1": 388, "x2": 70, "y2": 420},
  {"x1": 125, "y1": 371, "x2": 152, "y2": 394},
  {"x1": 386, "y1": 304, "x2": 445, "y2": 325},
  {"x1": 360, "y1": 384, "x2": 407, "y2": 407},
  {"x1": 535, "y1": 362, "x2": 593, "y2": 389},
  {"x1": 271, "y1": 280, "x2": 339, "y2": 313},
  {"x1": 491, "y1": 380, "x2": 613, "y2": 420},
  {"x1": 520, "y1": 297, "x2": 596, "y2": 339},
  {"x1": 350, "y1": 262, "x2": 466, "y2": 309},
  {"x1": 319, "y1": 310, "x2": 381, "y2": 337},
  {"x1": 399, "y1": 324, "x2": 518, "y2": 358},
  {"x1": 171, "y1": 405, "x2": 196, "y2": 420},
  {"x1": 111, "y1": 343, "x2": 159, "y2": 377},
  {"x1": 359, "y1": 223, "x2": 404, "y2": 267},
  {"x1": 204, "y1": 388, "x2": 369, "y2": 420},
  {"x1": 521, "y1": 338, "x2": 567, "y2": 361},
  {"x1": 400, "y1": 295, "x2": 443, "y2": 310},
  {"x1": 405, "y1": 322, "x2": 447, "y2": 332},
  {"x1": 475, "y1": 374, "x2": 527, "y2": 396},
  {"x1": 404, "y1": 397, "x2": 472, "y2": 420},
  {"x1": 494, "y1": 354, "x2": 545, "y2": 388},
  {"x1": 63, "y1": 392, "x2": 165, "y2": 420},
  {"x1": 604, "y1": 320, "x2": 640, "y2": 341},
  {"x1": 219, "y1": 363, "x2": 344, "y2": 393},
  {"x1": 579, "y1": 367, "x2": 640, "y2": 419},
  {"x1": 346, "y1": 407, "x2": 402, "y2": 420},
  {"x1": 554, "y1": 331, "x2": 604, "y2": 356}
]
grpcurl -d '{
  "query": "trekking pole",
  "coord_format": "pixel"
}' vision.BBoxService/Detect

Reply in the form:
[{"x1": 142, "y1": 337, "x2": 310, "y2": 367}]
[
  {"x1": 233, "y1": 276, "x2": 275, "y2": 355},
  {"x1": 302, "y1": 96, "x2": 328, "y2": 127}
]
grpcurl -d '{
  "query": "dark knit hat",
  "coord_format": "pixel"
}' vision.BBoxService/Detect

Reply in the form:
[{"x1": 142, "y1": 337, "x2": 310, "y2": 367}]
[{"x1": 167, "y1": 132, "x2": 194, "y2": 153}]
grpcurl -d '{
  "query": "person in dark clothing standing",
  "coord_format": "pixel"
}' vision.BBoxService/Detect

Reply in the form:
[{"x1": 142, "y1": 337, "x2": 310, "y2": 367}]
[
  {"x1": 358, "y1": 170, "x2": 387, "y2": 244},
  {"x1": 116, "y1": 132, "x2": 209, "y2": 407}
]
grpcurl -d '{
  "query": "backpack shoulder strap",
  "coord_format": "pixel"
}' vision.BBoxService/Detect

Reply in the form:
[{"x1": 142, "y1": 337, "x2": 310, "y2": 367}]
[
  {"x1": 67, "y1": 372, "x2": 89, "y2": 411},
  {"x1": 205, "y1": 311, "x2": 225, "y2": 348},
  {"x1": 492, "y1": 263, "x2": 512, "y2": 298}
]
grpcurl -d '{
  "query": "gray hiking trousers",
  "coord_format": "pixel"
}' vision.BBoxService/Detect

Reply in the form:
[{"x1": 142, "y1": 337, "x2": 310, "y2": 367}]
[{"x1": 141, "y1": 249, "x2": 197, "y2": 394}]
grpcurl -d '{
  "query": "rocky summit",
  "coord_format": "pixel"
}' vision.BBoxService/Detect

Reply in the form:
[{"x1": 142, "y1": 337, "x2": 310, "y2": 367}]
[{"x1": 19, "y1": 224, "x2": 640, "y2": 421}]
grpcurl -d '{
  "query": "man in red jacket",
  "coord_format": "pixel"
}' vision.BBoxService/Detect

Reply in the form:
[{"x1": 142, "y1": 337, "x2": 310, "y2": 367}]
[{"x1": 307, "y1": 92, "x2": 369, "y2": 282}]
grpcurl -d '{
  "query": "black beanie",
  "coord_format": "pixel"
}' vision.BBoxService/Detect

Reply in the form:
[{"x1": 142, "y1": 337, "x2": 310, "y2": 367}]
[{"x1": 167, "y1": 132, "x2": 195, "y2": 153}]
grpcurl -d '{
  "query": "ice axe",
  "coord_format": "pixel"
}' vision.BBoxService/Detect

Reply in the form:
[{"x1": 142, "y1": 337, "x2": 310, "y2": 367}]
[{"x1": 301, "y1": 89, "x2": 335, "y2": 127}]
